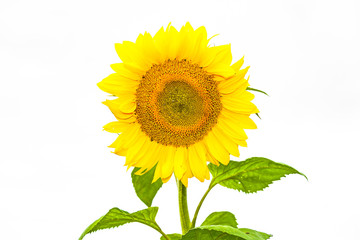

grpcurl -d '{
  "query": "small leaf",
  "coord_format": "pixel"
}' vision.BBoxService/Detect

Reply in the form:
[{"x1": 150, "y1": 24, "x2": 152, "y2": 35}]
[
  {"x1": 209, "y1": 157, "x2": 307, "y2": 193},
  {"x1": 246, "y1": 87, "x2": 269, "y2": 96},
  {"x1": 201, "y1": 211, "x2": 238, "y2": 228},
  {"x1": 79, "y1": 207, "x2": 159, "y2": 240},
  {"x1": 182, "y1": 225, "x2": 271, "y2": 240},
  {"x1": 160, "y1": 233, "x2": 182, "y2": 240},
  {"x1": 132, "y1": 166, "x2": 163, "y2": 207}
]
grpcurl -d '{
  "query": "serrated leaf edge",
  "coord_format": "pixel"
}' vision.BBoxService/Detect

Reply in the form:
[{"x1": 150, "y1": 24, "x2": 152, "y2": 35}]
[
  {"x1": 209, "y1": 158, "x2": 307, "y2": 193},
  {"x1": 79, "y1": 207, "x2": 161, "y2": 240}
]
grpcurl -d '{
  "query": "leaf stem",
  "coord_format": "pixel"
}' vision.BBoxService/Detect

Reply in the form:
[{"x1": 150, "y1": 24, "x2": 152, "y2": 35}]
[
  {"x1": 190, "y1": 183, "x2": 214, "y2": 229},
  {"x1": 177, "y1": 179, "x2": 190, "y2": 234},
  {"x1": 154, "y1": 223, "x2": 171, "y2": 240}
]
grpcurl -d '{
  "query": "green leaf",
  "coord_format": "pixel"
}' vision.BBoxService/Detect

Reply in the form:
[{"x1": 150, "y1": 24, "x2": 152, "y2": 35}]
[
  {"x1": 132, "y1": 166, "x2": 163, "y2": 207},
  {"x1": 239, "y1": 229, "x2": 272, "y2": 239},
  {"x1": 79, "y1": 207, "x2": 160, "y2": 240},
  {"x1": 246, "y1": 87, "x2": 269, "y2": 96},
  {"x1": 201, "y1": 211, "x2": 238, "y2": 228},
  {"x1": 182, "y1": 225, "x2": 271, "y2": 240},
  {"x1": 209, "y1": 157, "x2": 307, "y2": 193},
  {"x1": 160, "y1": 233, "x2": 182, "y2": 240}
]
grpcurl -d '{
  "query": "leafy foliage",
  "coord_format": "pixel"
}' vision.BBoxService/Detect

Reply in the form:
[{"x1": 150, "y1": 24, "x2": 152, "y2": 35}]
[
  {"x1": 201, "y1": 211, "x2": 238, "y2": 228},
  {"x1": 79, "y1": 207, "x2": 160, "y2": 240},
  {"x1": 209, "y1": 157, "x2": 307, "y2": 193},
  {"x1": 182, "y1": 225, "x2": 271, "y2": 240},
  {"x1": 132, "y1": 166, "x2": 163, "y2": 207}
]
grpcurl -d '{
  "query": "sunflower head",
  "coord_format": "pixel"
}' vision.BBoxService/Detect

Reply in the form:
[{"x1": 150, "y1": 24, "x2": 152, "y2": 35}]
[{"x1": 98, "y1": 23, "x2": 259, "y2": 187}]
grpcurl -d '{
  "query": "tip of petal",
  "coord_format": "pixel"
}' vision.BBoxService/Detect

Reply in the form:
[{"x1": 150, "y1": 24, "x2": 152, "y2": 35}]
[
  {"x1": 180, "y1": 177, "x2": 188, "y2": 187},
  {"x1": 162, "y1": 174, "x2": 172, "y2": 183},
  {"x1": 231, "y1": 56, "x2": 245, "y2": 71}
]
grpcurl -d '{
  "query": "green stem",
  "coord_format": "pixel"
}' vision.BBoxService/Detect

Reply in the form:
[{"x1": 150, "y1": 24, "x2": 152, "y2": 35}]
[
  {"x1": 177, "y1": 179, "x2": 190, "y2": 234},
  {"x1": 190, "y1": 183, "x2": 214, "y2": 229},
  {"x1": 154, "y1": 223, "x2": 171, "y2": 240}
]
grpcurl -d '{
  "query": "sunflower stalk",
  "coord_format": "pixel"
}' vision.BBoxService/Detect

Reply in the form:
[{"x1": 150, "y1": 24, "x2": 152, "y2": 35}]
[
  {"x1": 190, "y1": 183, "x2": 214, "y2": 228},
  {"x1": 177, "y1": 179, "x2": 191, "y2": 234}
]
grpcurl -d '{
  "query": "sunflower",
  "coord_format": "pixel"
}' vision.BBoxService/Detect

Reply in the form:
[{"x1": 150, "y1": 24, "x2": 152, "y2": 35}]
[{"x1": 98, "y1": 23, "x2": 259, "y2": 187}]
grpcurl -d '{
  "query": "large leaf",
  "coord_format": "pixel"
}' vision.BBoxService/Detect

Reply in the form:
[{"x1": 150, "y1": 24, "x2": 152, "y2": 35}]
[
  {"x1": 201, "y1": 211, "x2": 238, "y2": 228},
  {"x1": 209, "y1": 157, "x2": 307, "y2": 193},
  {"x1": 182, "y1": 225, "x2": 271, "y2": 240},
  {"x1": 160, "y1": 233, "x2": 182, "y2": 240},
  {"x1": 132, "y1": 166, "x2": 163, "y2": 207},
  {"x1": 239, "y1": 228, "x2": 272, "y2": 239},
  {"x1": 79, "y1": 207, "x2": 159, "y2": 240}
]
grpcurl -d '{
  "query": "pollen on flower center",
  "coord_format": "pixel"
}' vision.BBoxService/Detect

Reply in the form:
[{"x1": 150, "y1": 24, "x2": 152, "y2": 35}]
[{"x1": 135, "y1": 59, "x2": 222, "y2": 147}]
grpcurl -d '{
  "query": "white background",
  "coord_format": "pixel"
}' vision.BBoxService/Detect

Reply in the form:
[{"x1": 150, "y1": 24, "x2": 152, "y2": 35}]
[{"x1": 1, "y1": 0, "x2": 359, "y2": 239}]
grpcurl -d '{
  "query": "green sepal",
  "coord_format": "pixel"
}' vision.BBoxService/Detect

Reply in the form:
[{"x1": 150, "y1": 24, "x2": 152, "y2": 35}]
[
  {"x1": 209, "y1": 157, "x2": 307, "y2": 193},
  {"x1": 132, "y1": 166, "x2": 163, "y2": 207},
  {"x1": 79, "y1": 207, "x2": 159, "y2": 240},
  {"x1": 160, "y1": 233, "x2": 182, "y2": 240},
  {"x1": 246, "y1": 87, "x2": 269, "y2": 96},
  {"x1": 201, "y1": 211, "x2": 238, "y2": 228},
  {"x1": 182, "y1": 225, "x2": 271, "y2": 240}
]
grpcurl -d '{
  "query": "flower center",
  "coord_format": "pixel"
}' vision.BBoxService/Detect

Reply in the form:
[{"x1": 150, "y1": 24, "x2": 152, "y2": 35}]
[
  {"x1": 157, "y1": 81, "x2": 203, "y2": 127},
  {"x1": 135, "y1": 59, "x2": 221, "y2": 147}
]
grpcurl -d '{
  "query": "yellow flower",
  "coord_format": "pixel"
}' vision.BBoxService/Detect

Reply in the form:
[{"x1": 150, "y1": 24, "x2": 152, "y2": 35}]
[{"x1": 98, "y1": 23, "x2": 259, "y2": 187}]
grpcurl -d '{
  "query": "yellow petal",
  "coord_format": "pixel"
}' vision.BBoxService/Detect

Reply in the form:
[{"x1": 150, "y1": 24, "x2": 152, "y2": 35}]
[
  {"x1": 103, "y1": 121, "x2": 129, "y2": 133},
  {"x1": 221, "y1": 109, "x2": 257, "y2": 129},
  {"x1": 217, "y1": 115, "x2": 248, "y2": 141},
  {"x1": 207, "y1": 44, "x2": 232, "y2": 67},
  {"x1": 206, "y1": 64, "x2": 236, "y2": 79},
  {"x1": 134, "y1": 34, "x2": 162, "y2": 68},
  {"x1": 238, "y1": 140, "x2": 248, "y2": 147},
  {"x1": 189, "y1": 142, "x2": 210, "y2": 182},
  {"x1": 113, "y1": 147, "x2": 127, "y2": 156},
  {"x1": 206, "y1": 152, "x2": 219, "y2": 166},
  {"x1": 180, "y1": 175, "x2": 188, "y2": 187},
  {"x1": 161, "y1": 146, "x2": 175, "y2": 179},
  {"x1": 221, "y1": 95, "x2": 259, "y2": 114},
  {"x1": 97, "y1": 73, "x2": 138, "y2": 96},
  {"x1": 153, "y1": 26, "x2": 167, "y2": 61},
  {"x1": 110, "y1": 63, "x2": 142, "y2": 79},
  {"x1": 200, "y1": 45, "x2": 228, "y2": 67},
  {"x1": 123, "y1": 62, "x2": 147, "y2": 76},
  {"x1": 167, "y1": 26, "x2": 181, "y2": 60},
  {"x1": 218, "y1": 71, "x2": 249, "y2": 94},
  {"x1": 231, "y1": 57, "x2": 245, "y2": 71},
  {"x1": 114, "y1": 41, "x2": 148, "y2": 68},
  {"x1": 103, "y1": 97, "x2": 136, "y2": 114},
  {"x1": 212, "y1": 126, "x2": 240, "y2": 157},
  {"x1": 109, "y1": 124, "x2": 140, "y2": 149},
  {"x1": 132, "y1": 140, "x2": 160, "y2": 174},
  {"x1": 103, "y1": 100, "x2": 135, "y2": 121},
  {"x1": 174, "y1": 147, "x2": 187, "y2": 180},
  {"x1": 176, "y1": 23, "x2": 196, "y2": 60},
  {"x1": 162, "y1": 174, "x2": 172, "y2": 183},
  {"x1": 188, "y1": 145, "x2": 202, "y2": 181},
  {"x1": 125, "y1": 134, "x2": 147, "y2": 166},
  {"x1": 189, "y1": 26, "x2": 209, "y2": 65},
  {"x1": 204, "y1": 131, "x2": 230, "y2": 165},
  {"x1": 180, "y1": 150, "x2": 193, "y2": 187}
]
